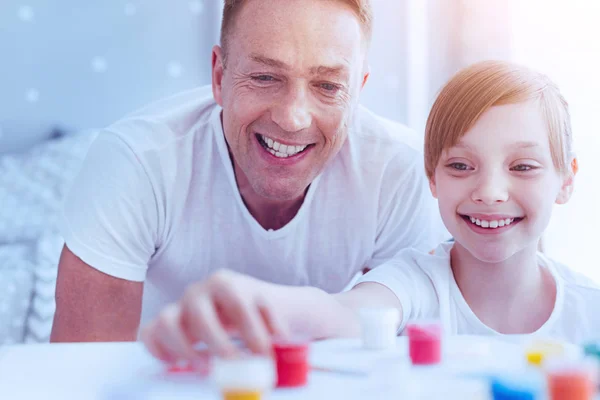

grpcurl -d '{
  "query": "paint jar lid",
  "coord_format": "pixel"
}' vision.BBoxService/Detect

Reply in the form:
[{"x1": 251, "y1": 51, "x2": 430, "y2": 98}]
[
  {"x1": 212, "y1": 355, "x2": 276, "y2": 391},
  {"x1": 406, "y1": 320, "x2": 443, "y2": 339},
  {"x1": 524, "y1": 339, "x2": 566, "y2": 367},
  {"x1": 583, "y1": 341, "x2": 600, "y2": 359}
]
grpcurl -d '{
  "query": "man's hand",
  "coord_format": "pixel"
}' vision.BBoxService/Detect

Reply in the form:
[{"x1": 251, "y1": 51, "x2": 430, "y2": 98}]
[{"x1": 141, "y1": 269, "x2": 290, "y2": 363}]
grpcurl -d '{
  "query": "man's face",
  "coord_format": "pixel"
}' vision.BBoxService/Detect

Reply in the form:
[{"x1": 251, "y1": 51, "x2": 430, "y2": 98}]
[{"x1": 212, "y1": 0, "x2": 369, "y2": 201}]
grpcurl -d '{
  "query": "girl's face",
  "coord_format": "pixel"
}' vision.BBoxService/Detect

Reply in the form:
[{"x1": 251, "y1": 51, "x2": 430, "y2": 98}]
[{"x1": 431, "y1": 100, "x2": 574, "y2": 263}]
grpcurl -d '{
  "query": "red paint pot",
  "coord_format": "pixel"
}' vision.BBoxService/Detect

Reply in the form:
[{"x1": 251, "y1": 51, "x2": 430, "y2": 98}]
[
  {"x1": 272, "y1": 339, "x2": 309, "y2": 388},
  {"x1": 406, "y1": 321, "x2": 442, "y2": 365}
]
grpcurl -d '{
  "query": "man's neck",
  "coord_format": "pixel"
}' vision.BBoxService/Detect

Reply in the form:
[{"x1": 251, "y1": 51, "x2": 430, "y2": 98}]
[
  {"x1": 450, "y1": 242, "x2": 556, "y2": 334},
  {"x1": 233, "y1": 156, "x2": 307, "y2": 231}
]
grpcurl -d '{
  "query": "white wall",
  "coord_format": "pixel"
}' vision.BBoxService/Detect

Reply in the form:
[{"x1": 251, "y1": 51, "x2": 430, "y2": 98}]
[{"x1": 0, "y1": 1, "x2": 221, "y2": 153}]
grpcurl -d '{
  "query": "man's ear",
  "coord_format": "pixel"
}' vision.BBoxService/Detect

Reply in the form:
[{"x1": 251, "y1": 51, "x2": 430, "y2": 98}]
[
  {"x1": 361, "y1": 59, "x2": 370, "y2": 90},
  {"x1": 556, "y1": 157, "x2": 577, "y2": 205},
  {"x1": 212, "y1": 45, "x2": 225, "y2": 106},
  {"x1": 361, "y1": 70, "x2": 370, "y2": 89},
  {"x1": 429, "y1": 176, "x2": 438, "y2": 199}
]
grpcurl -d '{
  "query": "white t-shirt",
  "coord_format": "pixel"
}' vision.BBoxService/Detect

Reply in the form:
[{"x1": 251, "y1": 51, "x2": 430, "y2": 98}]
[
  {"x1": 61, "y1": 85, "x2": 448, "y2": 325},
  {"x1": 358, "y1": 242, "x2": 600, "y2": 344}
]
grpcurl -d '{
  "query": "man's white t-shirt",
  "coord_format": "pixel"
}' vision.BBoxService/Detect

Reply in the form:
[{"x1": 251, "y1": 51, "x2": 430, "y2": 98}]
[
  {"x1": 358, "y1": 242, "x2": 600, "y2": 344},
  {"x1": 61, "y1": 85, "x2": 447, "y2": 325}
]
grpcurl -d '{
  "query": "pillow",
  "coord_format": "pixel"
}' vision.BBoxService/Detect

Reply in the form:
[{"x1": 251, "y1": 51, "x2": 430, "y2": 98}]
[
  {"x1": 0, "y1": 131, "x2": 98, "y2": 243},
  {"x1": 0, "y1": 242, "x2": 35, "y2": 344},
  {"x1": 23, "y1": 231, "x2": 64, "y2": 343}
]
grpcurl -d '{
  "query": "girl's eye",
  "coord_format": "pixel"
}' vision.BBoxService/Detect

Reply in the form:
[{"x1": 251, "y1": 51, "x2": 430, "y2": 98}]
[
  {"x1": 448, "y1": 162, "x2": 471, "y2": 171},
  {"x1": 511, "y1": 164, "x2": 538, "y2": 172}
]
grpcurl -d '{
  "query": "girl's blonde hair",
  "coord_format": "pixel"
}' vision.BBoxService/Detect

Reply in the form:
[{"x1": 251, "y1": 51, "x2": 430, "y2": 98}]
[{"x1": 424, "y1": 60, "x2": 573, "y2": 180}]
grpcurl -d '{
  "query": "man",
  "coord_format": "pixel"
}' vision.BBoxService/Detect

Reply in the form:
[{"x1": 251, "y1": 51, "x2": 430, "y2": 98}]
[{"x1": 51, "y1": 0, "x2": 446, "y2": 344}]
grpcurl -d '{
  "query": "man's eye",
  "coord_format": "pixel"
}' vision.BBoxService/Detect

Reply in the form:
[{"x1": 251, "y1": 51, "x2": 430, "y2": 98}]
[
  {"x1": 320, "y1": 82, "x2": 339, "y2": 92},
  {"x1": 252, "y1": 75, "x2": 275, "y2": 82}
]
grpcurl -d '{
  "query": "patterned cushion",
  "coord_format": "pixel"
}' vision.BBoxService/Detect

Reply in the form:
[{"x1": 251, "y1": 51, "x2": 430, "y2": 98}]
[
  {"x1": 0, "y1": 242, "x2": 35, "y2": 344},
  {"x1": 0, "y1": 131, "x2": 98, "y2": 243},
  {"x1": 0, "y1": 131, "x2": 98, "y2": 342},
  {"x1": 23, "y1": 231, "x2": 64, "y2": 343}
]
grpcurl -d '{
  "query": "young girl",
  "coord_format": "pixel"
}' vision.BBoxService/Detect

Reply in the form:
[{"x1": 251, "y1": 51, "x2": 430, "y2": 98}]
[{"x1": 142, "y1": 60, "x2": 600, "y2": 362}]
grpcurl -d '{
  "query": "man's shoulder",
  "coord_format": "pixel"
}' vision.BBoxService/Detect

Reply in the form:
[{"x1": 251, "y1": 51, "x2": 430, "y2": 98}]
[
  {"x1": 352, "y1": 105, "x2": 424, "y2": 156},
  {"x1": 105, "y1": 85, "x2": 219, "y2": 154},
  {"x1": 340, "y1": 105, "x2": 425, "y2": 180}
]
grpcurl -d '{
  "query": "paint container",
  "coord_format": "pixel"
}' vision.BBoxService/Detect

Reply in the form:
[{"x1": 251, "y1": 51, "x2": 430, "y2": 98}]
[
  {"x1": 212, "y1": 355, "x2": 276, "y2": 400},
  {"x1": 545, "y1": 359, "x2": 596, "y2": 400},
  {"x1": 406, "y1": 320, "x2": 442, "y2": 365},
  {"x1": 357, "y1": 307, "x2": 399, "y2": 350},
  {"x1": 272, "y1": 339, "x2": 309, "y2": 388},
  {"x1": 582, "y1": 342, "x2": 600, "y2": 386},
  {"x1": 490, "y1": 373, "x2": 543, "y2": 400},
  {"x1": 524, "y1": 339, "x2": 566, "y2": 367}
]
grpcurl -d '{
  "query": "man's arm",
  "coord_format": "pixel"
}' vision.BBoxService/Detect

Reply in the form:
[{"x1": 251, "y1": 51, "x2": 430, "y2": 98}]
[
  {"x1": 50, "y1": 245, "x2": 144, "y2": 342},
  {"x1": 141, "y1": 270, "x2": 403, "y2": 361}
]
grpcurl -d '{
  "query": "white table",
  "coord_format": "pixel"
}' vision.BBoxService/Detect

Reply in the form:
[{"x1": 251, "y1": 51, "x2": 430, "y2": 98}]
[{"x1": 0, "y1": 336, "x2": 594, "y2": 399}]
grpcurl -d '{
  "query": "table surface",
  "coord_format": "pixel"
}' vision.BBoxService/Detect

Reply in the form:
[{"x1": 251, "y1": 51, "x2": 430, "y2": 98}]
[{"x1": 0, "y1": 335, "x2": 596, "y2": 399}]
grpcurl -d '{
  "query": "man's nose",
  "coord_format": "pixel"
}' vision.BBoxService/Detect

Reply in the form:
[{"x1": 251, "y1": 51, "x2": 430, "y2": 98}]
[{"x1": 270, "y1": 86, "x2": 312, "y2": 133}]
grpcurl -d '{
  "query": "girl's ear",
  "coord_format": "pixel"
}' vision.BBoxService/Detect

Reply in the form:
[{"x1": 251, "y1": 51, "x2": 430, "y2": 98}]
[
  {"x1": 429, "y1": 176, "x2": 438, "y2": 199},
  {"x1": 556, "y1": 157, "x2": 577, "y2": 205}
]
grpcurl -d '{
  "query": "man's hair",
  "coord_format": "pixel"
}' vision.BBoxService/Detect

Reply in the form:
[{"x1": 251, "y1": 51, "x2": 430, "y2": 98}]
[
  {"x1": 219, "y1": 0, "x2": 373, "y2": 64},
  {"x1": 424, "y1": 60, "x2": 573, "y2": 180}
]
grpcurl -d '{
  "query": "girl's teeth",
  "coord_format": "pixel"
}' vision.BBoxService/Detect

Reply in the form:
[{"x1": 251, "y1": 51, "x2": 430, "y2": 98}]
[{"x1": 469, "y1": 217, "x2": 516, "y2": 229}]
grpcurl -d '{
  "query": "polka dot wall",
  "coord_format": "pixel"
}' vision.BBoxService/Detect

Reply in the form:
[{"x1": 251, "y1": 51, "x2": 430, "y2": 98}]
[{"x1": 1, "y1": 1, "x2": 221, "y2": 153}]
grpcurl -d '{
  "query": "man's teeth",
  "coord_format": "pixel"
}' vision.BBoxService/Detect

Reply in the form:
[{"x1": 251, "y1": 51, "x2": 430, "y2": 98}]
[
  {"x1": 259, "y1": 134, "x2": 308, "y2": 158},
  {"x1": 469, "y1": 217, "x2": 515, "y2": 229}
]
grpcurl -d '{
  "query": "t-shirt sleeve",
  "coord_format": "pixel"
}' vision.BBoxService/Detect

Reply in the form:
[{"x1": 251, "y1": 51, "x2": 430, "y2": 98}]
[
  {"x1": 367, "y1": 154, "x2": 449, "y2": 270},
  {"x1": 60, "y1": 131, "x2": 159, "y2": 282},
  {"x1": 355, "y1": 249, "x2": 439, "y2": 332}
]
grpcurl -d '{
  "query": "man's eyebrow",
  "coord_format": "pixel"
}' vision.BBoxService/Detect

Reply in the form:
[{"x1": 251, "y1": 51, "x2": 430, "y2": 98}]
[
  {"x1": 309, "y1": 64, "x2": 349, "y2": 77},
  {"x1": 249, "y1": 54, "x2": 290, "y2": 69}
]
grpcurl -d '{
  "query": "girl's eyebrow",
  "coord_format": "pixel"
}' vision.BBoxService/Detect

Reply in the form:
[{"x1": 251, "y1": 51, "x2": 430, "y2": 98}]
[
  {"x1": 451, "y1": 141, "x2": 542, "y2": 151},
  {"x1": 450, "y1": 142, "x2": 473, "y2": 152},
  {"x1": 510, "y1": 141, "x2": 541, "y2": 149}
]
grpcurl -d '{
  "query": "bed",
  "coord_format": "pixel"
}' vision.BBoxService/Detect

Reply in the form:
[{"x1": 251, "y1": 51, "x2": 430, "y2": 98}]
[{"x1": 0, "y1": 131, "x2": 99, "y2": 344}]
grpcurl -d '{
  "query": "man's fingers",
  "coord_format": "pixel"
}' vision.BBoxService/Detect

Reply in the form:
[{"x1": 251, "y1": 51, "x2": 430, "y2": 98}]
[
  {"x1": 155, "y1": 304, "x2": 201, "y2": 360},
  {"x1": 141, "y1": 322, "x2": 176, "y2": 363},
  {"x1": 215, "y1": 290, "x2": 272, "y2": 355},
  {"x1": 180, "y1": 291, "x2": 237, "y2": 357},
  {"x1": 258, "y1": 300, "x2": 290, "y2": 340}
]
